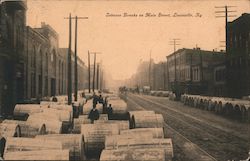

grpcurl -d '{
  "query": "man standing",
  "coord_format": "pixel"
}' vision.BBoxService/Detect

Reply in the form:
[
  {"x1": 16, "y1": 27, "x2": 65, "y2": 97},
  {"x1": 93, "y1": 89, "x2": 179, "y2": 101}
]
[{"x1": 88, "y1": 106, "x2": 99, "y2": 123}]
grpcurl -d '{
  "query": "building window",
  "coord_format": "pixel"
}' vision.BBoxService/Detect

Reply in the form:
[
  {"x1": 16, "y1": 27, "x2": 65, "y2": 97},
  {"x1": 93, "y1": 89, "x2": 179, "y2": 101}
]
[
  {"x1": 192, "y1": 67, "x2": 200, "y2": 81},
  {"x1": 234, "y1": 35, "x2": 237, "y2": 48},
  {"x1": 186, "y1": 68, "x2": 190, "y2": 80},
  {"x1": 215, "y1": 68, "x2": 226, "y2": 82},
  {"x1": 31, "y1": 73, "x2": 36, "y2": 98},
  {"x1": 31, "y1": 46, "x2": 36, "y2": 68},
  {"x1": 51, "y1": 53, "x2": 54, "y2": 62}
]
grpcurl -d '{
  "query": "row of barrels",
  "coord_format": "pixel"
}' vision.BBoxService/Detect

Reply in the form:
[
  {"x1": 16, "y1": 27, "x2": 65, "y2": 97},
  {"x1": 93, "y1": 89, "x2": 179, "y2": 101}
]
[
  {"x1": 1, "y1": 93, "x2": 174, "y2": 160},
  {"x1": 73, "y1": 93, "x2": 174, "y2": 160},
  {"x1": 0, "y1": 94, "x2": 86, "y2": 160},
  {"x1": 181, "y1": 94, "x2": 250, "y2": 122},
  {"x1": 99, "y1": 110, "x2": 173, "y2": 161},
  {"x1": 150, "y1": 91, "x2": 171, "y2": 97}
]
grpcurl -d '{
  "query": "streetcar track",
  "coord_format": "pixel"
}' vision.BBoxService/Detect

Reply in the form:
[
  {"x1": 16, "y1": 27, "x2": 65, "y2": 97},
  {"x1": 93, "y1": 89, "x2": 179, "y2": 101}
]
[
  {"x1": 143, "y1": 95, "x2": 249, "y2": 139},
  {"x1": 127, "y1": 95, "x2": 218, "y2": 161},
  {"x1": 136, "y1": 94, "x2": 249, "y2": 143},
  {"x1": 128, "y1": 94, "x2": 249, "y2": 161}
]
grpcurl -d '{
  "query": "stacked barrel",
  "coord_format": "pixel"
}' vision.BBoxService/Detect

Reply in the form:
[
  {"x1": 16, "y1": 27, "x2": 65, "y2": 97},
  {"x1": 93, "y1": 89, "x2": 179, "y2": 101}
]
[
  {"x1": 0, "y1": 94, "x2": 86, "y2": 160},
  {"x1": 99, "y1": 109, "x2": 173, "y2": 161},
  {"x1": 180, "y1": 94, "x2": 250, "y2": 122},
  {"x1": 0, "y1": 92, "x2": 175, "y2": 160}
]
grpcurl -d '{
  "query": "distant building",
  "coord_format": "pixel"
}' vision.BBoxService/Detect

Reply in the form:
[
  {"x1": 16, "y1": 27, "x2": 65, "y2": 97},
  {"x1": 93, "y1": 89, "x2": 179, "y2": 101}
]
[
  {"x1": 24, "y1": 23, "x2": 59, "y2": 99},
  {"x1": 0, "y1": 0, "x2": 27, "y2": 116},
  {"x1": 58, "y1": 48, "x2": 88, "y2": 95},
  {"x1": 152, "y1": 62, "x2": 168, "y2": 91},
  {"x1": 227, "y1": 13, "x2": 250, "y2": 98},
  {"x1": 166, "y1": 48, "x2": 225, "y2": 96}
]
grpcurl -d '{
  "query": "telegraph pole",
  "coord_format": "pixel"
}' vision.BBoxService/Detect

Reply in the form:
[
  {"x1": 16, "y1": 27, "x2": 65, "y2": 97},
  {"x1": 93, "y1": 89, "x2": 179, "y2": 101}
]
[
  {"x1": 169, "y1": 38, "x2": 181, "y2": 82},
  {"x1": 96, "y1": 63, "x2": 100, "y2": 90},
  {"x1": 149, "y1": 50, "x2": 152, "y2": 89},
  {"x1": 169, "y1": 38, "x2": 181, "y2": 100},
  {"x1": 67, "y1": 13, "x2": 72, "y2": 105},
  {"x1": 162, "y1": 62, "x2": 166, "y2": 90},
  {"x1": 89, "y1": 52, "x2": 102, "y2": 92},
  {"x1": 64, "y1": 15, "x2": 88, "y2": 103},
  {"x1": 88, "y1": 50, "x2": 91, "y2": 93},
  {"x1": 92, "y1": 53, "x2": 96, "y2": 92},
  {"x1": 74, "y1": 16, "x2": 78, "y2": 101},
  {"x1": 215, "y1": 5, "x2": 237, "y2": 53}
]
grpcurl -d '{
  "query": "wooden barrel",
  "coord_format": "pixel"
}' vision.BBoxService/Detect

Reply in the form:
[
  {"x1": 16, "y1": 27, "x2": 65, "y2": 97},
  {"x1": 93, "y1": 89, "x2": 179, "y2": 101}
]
[
  {"x1": 81, "y1": 123, "x2": 119, "y2": 155},
  {"x1": 109, "y1": 138, "x2": 173, "y2": 160},
  {"x1": 14, "y1": 104, "x2": 43, "y2": 115},
  {"x1": 4, "y1": 137, "x2": 63, "y2": 153},
  {"x1": 13, "y1": 104, "x2": 43, "y2": 120},
  {"x1": 36, "y1": 134, "x2": 85, "y2": 161},
  {"x1": 83, "y1": 100, "x2": 103, "y2": 115},
  {"x1": 132, "y1": 113, "x2": 164, "y2": 128},
  {"x1": 120, "y1": 128, "x2": 164, "y2": 138},
  {"x1": 2, "y1": 120, "x2": 46, "y2": 137},
  {"x1": 108, "y1": 99, "x2": 127, "y2": 114},
  {"x1": 40, "y1": 101, "x2": 60, "y2": 106},
  {"x1": 43, "y1": 105, "x2": 73, "y2": 123},
  {"x1": 100, "y1": 148, "x2": 165, "y2": 161},
  {"x1": 42, "y1": 108, "x2": 72, "y2": 133},
  {"x1": 105, "y1": 133, "x2": 153, "y2": 150},
  {"x1": 4, "y1": 150, "x2": 69, "y2": 160},
  {"x1": 94, "y1": 120, "x2": 129, "y2": 133},
  {"x1": 0, "y1": 122, "x2": 21, "y2": 137},
  {"x1": 27, "y1": 113, "x2": 62, "y2": 134},
  {"x1": 73, "y1": 114, "x2": 108, "y2": 134},
  {"x1": 128, "y1": 111, "x2": 155, "y2": 128}
]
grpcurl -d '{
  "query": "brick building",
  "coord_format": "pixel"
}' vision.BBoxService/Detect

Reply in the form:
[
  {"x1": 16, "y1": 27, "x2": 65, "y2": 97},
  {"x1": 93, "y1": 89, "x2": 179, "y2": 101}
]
[
  {"x1": 0, "y1": 1, "x2": 27, "y2": 116},
  {"x1": 227, "y1": 13, "x2": 250, "y2": 98},
  {"x1": 166, "y1": 48, "x2": 225, "y2": 96},
  {"x1": 24, "y1": 24, "x2": 88, "y2": 100},
  {"x1": 152, "y1": 62, "x2": 168, "y2": 91},
  {"x1": 24, "y1": 23, "x2": 60, "y2": 99},
  {"x1": 0, "y1": 1, "x2": 88, "y2": 116}
]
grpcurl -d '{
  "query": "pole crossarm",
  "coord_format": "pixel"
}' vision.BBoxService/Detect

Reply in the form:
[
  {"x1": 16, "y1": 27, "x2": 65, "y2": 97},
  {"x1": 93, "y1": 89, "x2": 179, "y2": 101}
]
[{"x1": 64, "y1": 17, "x2": 88, "y2": 19}]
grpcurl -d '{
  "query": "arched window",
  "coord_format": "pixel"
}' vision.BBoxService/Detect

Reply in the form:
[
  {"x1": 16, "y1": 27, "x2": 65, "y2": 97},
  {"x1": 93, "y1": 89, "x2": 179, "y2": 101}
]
[
  {"x1": 45, "y1": 52, "x2": 48, "y2": 73},
  {"x1": 39, "y1": 49, "x2": 43, "y2": 72}
]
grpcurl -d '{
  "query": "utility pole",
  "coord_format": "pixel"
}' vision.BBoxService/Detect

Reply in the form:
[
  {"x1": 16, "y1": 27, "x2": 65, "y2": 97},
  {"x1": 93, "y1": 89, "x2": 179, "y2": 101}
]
[
  {"x1": 96, "y1": 63, "x2": 100, "y2": 90},
  {"x1": 74, "y1": 16, "x2": 78, "y2": 102},
  {"x1": 149, "y1": 50, "x2": 152, "y2": 89},
  {"x1": 67, "y1": 13, "x2": 72, "y2": 105},
  {"x1": 88, "y1": 50, "x2": 91, "y2": 93},
  {"x1": 89, "y1": 52, "x2": 102, "y2": 92},
  {"x1": 169, "y1": 38, "x2": 181, "y2": 100},
  {"x1": 169, "y1": 38, "x2": 181, "y2": 83},
  {"x1": 215, "y1": 5, "x2": 237, "y2": 54},
  {"x1": 162, "y1": 62, "x2": 166, "y2": 90},
  {"x1": 64, "y1": 15, "x2": 88, "y2": 103},
  {"x1": 93, "y1": 53, "x2": 96, "y2": 92}
]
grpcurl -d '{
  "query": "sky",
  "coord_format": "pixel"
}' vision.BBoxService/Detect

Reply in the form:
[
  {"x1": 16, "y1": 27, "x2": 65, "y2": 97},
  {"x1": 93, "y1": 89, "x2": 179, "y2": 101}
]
[{"x1": 26, "y1": 0, "x2": 250, "y2": 80}]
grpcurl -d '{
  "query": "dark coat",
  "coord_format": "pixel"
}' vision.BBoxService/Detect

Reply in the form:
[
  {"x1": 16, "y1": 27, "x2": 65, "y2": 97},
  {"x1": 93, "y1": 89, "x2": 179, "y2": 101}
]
[{"x1": 88, "y1": 108, "x2": 100, "y2": 122}]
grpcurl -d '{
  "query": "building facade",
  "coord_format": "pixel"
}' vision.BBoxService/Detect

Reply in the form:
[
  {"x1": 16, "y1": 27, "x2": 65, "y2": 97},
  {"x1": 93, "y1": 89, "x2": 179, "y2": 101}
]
[
  {"x1": 24, "y1": 25, "x2": 88, "y2": 100},
  {"x1": 166, "y1": 48, "x2": 225, "y2": 96},
  {"x1": 0, "y1": 1, "x2": 88, "y2": 116},
  {"x1": 227, "y1": 13, "x2": 250, "y2": 98},
  {"x1": 0, "y1": 1, "x2": 27, "y2": 116}
]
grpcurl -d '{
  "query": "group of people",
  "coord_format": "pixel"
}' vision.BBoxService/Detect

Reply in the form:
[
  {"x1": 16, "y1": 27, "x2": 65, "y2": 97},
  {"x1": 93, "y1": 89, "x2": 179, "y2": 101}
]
[{"x1": 88, "y1": 92, "x2": 113, "y2": 123}]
